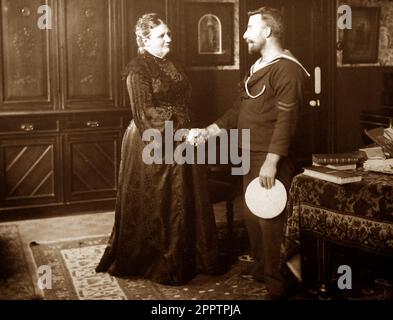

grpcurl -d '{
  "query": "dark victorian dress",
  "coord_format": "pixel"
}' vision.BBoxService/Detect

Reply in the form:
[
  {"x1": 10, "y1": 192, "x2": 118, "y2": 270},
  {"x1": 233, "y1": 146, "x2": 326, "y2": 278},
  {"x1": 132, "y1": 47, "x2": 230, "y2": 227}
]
[{"x1": 96, "y1": 52, "x2": 221, "y2": 285}]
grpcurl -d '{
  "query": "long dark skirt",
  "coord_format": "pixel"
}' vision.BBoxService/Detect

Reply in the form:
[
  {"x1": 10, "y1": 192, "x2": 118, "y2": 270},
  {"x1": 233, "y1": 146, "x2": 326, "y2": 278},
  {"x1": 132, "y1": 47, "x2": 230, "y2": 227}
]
[{"x1": 96, "y1": 121, "x2": 221, "y2": 285}]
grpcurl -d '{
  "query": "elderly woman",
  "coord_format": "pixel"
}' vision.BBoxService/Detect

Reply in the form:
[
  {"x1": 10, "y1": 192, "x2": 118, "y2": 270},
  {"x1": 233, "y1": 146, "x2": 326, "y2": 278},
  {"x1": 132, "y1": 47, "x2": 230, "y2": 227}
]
[{"x1": 96, "y1": 13, "x2": 221, "y2": 285}]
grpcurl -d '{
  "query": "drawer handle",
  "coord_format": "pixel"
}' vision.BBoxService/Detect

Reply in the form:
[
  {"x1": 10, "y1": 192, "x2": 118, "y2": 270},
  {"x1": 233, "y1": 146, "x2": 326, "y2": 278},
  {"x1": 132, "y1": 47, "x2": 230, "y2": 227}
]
[
  {"x1": 20, "y1": 123, "x2": 34, "y2": 131},
  {"x1": 86, "y1": 121, "x2": 100, "y2": 128}
]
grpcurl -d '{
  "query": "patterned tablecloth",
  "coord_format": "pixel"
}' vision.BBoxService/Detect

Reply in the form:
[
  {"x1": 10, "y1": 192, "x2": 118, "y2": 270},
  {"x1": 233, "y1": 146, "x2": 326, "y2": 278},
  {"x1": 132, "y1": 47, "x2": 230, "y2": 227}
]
[{"x1": 281, "y1": 171, "x2": 393, "y2": 263}]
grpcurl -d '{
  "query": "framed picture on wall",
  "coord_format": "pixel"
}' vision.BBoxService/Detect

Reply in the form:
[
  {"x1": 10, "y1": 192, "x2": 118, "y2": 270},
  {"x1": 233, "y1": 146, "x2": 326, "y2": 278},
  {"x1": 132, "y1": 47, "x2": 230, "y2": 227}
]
[
  {"x1": 183, "y1": 1, "x2": 235, "y2": 66},
  {"x1": 342, "y1": 7, "x2": 380, "y2": 64}
]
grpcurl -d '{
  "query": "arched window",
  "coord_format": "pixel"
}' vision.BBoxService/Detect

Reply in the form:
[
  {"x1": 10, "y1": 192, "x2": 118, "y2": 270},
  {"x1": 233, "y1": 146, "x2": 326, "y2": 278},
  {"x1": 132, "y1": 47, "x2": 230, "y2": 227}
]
[{"x1": 198, "y1": 14, "x2": 222, "y2": 54}]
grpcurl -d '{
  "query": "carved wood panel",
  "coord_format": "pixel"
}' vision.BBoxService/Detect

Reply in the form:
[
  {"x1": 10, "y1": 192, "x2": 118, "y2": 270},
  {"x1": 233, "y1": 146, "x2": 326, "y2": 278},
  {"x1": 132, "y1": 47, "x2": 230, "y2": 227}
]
[
  {"x1": 0, "y1": 0, "x2": 57, "y2": 110},
  {"x1": 0, "y1": 136, "x2": 59, "y2": 206},
  {"x1": 59, "y1": 0, "x2": 119, "y2": 109},
  {"x1": 65, "y1": 132, "x2": 119, "y2": 201}
]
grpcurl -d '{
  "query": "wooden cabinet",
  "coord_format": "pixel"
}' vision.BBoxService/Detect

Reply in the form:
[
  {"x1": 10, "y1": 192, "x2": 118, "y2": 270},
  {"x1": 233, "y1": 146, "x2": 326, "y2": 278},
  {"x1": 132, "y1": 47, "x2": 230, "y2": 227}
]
[
  {"x1": 0, "y1": 0, "x2": 173, "y2": 113},
  {"x1": 58, "y1": 0, "x2": 120, "y2": 110},
  {"x1": 64, "y1": 130, "x2": 121, "y2": 202},
  {"x1": 0, "y1": 112, "x2": 129, "y2": 218},
  {"x1": 0, "y1": 0, "x2": 185, "y2": 219},
  {"x1": 0, "y1": 135, "x2": 60, "y2": 207},
  {"x1": 0, "y1": 0, "x2": 122, "y2": 112},
  {"x1": 0, "y1": 117, "x2": 61, "y2": 211},
  {"x1": 0, "y1": 0, "x2": 173, "y2": 218},
  {"x1": 0, "y1": 0, "x2": 58, "y2": 111}
]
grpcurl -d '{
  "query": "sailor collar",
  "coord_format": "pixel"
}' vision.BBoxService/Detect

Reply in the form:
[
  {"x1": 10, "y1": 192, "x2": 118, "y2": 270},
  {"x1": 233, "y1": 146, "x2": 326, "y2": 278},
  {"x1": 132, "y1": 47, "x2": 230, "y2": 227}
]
[{"x1": 244, "y1": 54, "x2": 311, "y2": 99}]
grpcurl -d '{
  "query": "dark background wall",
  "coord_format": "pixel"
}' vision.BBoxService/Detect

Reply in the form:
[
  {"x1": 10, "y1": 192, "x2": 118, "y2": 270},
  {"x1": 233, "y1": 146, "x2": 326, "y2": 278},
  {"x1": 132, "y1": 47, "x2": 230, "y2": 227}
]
[
  {"x1": 188, "y1": 70, "x2": 240, "y2": 126},
  {"x1": 334, "y1": 0, "x2": 393, "y2": 152},
  {"x1": 128, "y1": 0, "x2": 393, "y2": 154},
  {"x1": 126, "y1": 0, "x2": 243, "y2": 127},
  {"x1": 177, "y1": 0, "x2": 245, "y2": 127},
  {"x1": 335, "y1": 67, "x2": 393, "y2": 152}
]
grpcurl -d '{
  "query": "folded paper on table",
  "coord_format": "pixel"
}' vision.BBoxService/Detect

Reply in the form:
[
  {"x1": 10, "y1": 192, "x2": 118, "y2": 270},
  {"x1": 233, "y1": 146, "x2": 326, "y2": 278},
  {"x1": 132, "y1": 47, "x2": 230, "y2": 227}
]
[
  {"x1": 359, "y1": 145, "x2": 386, "y2": 160},
  {"x1": 363, "y1": 158, "x2": 393, "y2": 174},
  {"x1": 364, "y1": 127, "x2": 393, "y2": 157}
]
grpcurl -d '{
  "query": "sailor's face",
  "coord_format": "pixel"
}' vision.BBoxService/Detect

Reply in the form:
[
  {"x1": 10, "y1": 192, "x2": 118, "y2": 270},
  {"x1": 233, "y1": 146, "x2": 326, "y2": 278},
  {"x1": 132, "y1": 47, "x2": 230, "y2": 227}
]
[{"x1": 243, "y1": 14, "x2": 267, "y2": 54}]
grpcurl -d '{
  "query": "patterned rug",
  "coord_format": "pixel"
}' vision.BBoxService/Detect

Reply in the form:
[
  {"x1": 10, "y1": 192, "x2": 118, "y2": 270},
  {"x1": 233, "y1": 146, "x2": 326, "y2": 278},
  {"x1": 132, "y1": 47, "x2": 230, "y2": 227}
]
[
  {"x1": 0, "y1": 225, "x2": 37, "y2": 300},
  {"x1": 29, "y1": 226, "x2": 270, "y2": 300}
]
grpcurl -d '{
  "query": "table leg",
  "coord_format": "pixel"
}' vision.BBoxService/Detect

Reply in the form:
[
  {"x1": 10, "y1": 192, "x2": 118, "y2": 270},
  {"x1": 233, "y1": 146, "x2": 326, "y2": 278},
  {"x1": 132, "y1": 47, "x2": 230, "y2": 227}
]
[{"x1": 317, "y1": 237, "x2": 332, "y2": 299}]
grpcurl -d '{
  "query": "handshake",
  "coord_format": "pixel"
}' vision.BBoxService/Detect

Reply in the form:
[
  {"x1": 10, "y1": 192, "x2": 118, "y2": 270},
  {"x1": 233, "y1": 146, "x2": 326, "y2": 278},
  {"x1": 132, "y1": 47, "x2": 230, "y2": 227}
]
[{"x1": 186, "y1": 124, "x2": 221, "y2": 146}]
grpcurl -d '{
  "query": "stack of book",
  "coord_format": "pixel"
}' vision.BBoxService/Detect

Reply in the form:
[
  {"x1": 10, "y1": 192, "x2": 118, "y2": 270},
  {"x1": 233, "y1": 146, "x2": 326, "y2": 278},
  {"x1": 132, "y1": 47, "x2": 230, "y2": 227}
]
[{"x1": 303, "y1": 152, "x2": 363, "y2": 184}]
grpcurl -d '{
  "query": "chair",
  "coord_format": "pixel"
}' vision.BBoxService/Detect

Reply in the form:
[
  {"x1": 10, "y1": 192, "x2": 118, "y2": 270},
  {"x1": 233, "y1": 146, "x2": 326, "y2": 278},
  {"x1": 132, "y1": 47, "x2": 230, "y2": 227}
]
[{"x1": 207, "y1": 164, "x2": 242, "y2": 235}]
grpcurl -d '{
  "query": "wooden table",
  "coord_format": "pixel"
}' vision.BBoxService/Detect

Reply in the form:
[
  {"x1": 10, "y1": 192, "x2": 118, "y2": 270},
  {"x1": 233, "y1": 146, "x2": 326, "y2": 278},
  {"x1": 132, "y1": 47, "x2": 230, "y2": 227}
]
[{"x1": 281, "y1": 171, "x2": 393, "y2": 297}]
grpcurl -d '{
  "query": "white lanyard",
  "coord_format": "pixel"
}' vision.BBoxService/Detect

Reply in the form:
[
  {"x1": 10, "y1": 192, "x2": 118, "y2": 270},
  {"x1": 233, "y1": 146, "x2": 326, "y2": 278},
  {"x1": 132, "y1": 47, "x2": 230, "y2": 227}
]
[
  {"x1": 244, "y1": 59, "x2": 279, "y2": 99},
  {"x1": 244, "y1": 54, "x2": 311, "y2": 99},
  {"x1": 245, "y1": 77, "x2": 266, "y2": 99}
]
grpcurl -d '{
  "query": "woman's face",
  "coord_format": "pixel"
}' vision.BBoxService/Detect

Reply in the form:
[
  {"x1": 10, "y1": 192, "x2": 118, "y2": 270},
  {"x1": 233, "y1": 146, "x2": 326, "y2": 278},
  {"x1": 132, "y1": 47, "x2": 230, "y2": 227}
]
[{"x1": 144, "y1": 23, "x2": 172, "y2": 58}]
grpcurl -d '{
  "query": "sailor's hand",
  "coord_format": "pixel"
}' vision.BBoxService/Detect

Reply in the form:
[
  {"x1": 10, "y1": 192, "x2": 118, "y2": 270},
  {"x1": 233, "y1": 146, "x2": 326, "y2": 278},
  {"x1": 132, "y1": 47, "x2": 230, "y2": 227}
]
[
  {"x1": 259, "y1": 162, "x2": 277, "y2": 189},
  {"x1": 186, "y1": 129, "x2": 208, "y2": 146},
  {"x1": 259, "y1": 154, "x2": 280, "y2": 189}
]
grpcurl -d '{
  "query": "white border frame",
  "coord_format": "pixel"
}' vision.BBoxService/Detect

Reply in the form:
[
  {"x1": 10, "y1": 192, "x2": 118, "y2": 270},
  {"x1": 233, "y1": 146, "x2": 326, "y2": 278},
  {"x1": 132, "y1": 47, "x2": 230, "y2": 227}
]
[{"x1": 185, "y1": 0, "x2": 240, "y2": 71}]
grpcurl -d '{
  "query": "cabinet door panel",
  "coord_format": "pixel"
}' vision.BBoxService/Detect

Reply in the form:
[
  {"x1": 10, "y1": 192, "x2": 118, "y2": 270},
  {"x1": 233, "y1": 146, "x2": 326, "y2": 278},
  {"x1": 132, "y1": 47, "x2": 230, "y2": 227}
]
[
  {"x1": 60, "y1": 0, "x2": 118, "y2": 109},
  {"x1": 0, "y1": 136, "x2": 59, "y2": 206},
  {"x1": 0, "y1": 0, "x2": 57, "y2": 110},
  {"x1": 65, "y1": 132, "x2": 120, "y2": 201}
]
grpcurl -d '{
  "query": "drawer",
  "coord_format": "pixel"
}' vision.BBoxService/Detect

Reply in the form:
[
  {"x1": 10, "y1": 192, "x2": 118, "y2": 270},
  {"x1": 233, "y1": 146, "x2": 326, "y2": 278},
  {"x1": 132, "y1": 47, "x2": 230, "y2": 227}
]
[
  {"x1": 0, "y1": 118, "x2": 58, "y2": 133},
  {"x1": 63, "y1": 116, "x2": 121, "y2": 131}
]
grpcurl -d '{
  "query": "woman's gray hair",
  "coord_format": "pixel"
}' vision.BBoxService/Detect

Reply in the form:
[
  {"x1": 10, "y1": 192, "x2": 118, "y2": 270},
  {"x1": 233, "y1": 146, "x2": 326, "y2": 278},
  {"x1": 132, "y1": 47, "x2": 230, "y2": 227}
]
[{"x1": 135, "y1": 13, "x2": 165, "y2": 54}]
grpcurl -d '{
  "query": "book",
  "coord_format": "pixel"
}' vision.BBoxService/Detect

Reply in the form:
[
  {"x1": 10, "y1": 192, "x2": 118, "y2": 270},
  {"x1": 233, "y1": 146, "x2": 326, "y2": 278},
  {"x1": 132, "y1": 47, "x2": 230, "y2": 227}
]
[
  {"x1": 312, "y1": 152, "x2": 362, "y2": 165},
  {"x1": 359, "y1": 146, "x2": 386, "y2": 160},
  {"x1": 312, "y1": 162, "x2": 357, "y2": 170},
  {"x1": 364, "y1": 127, "x2": 393, "y2": 157},
  {"x1": 303, "y1": 166, "x2": 362, "y2": 184}
]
